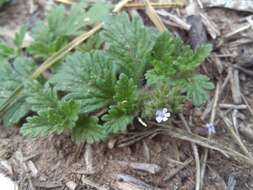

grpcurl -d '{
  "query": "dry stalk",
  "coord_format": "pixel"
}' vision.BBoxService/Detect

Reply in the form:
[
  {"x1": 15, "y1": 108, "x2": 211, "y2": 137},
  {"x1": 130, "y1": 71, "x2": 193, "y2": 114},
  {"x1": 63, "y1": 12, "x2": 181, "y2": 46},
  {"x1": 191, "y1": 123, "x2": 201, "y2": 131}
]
[
  {"x1": 220, "y1": 113, "x2": 252, "y2": 158},
  {"x1": 164, "y1": 157, "x2": 193, "y2": 181},
  {"x1": 200, "y1": 83, "x2": 220, "y2": 190},
  {"x1": 144, "y1": 0, "x2": 167, "y2": 32},
  {"x1": 179, "y1": 114, "x2": 201, "y2": 190},
  {"x1": 154, "y1": 126, "x2": 253, "y2": 165},
  {"x1": 124, "y1": 2, "x2": 186, "y2": 9},
  {"x1": 55, "y1": 0, "x2": 186, "y2": 9}
]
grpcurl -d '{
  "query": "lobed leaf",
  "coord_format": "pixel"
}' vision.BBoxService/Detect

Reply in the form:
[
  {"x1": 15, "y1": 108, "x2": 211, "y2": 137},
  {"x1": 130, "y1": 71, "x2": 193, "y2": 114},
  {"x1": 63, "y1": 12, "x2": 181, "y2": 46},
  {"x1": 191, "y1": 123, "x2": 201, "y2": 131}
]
[
  {"x1": 101, "y1": 13, "x2": 156, "y2": 82},
  {"x1": 184, "y1": 74, "x2": 215, "y2": 106},
  {"x1": 21, "y1": 100, "x2": 80, "y2": 137},
  {"x1": 72, "y1": 115, "x2": 106, "y2": 144},
  {"x1": 0, "y1": 57, "x2": 35, "y2": 127},
  {"x1": 51, "y1": 51, "x2": 116, "y2": 113}
]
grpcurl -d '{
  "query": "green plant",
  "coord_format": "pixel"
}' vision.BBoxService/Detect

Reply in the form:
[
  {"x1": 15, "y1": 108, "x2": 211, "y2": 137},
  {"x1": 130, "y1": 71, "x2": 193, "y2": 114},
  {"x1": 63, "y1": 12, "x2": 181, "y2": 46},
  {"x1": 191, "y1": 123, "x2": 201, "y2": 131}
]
[
  {"x1": 0, "y1": 0, "x2": 9, "y2": 6},
  {"x1": 0, "y1": 25, "x2": 27, "y2": 62},
  {"x1": 0, "y1": 11, "x2": 214, "y2": 144},
  {"x1": 28, "y1": 1, "x2": 111, "y2": 59}
]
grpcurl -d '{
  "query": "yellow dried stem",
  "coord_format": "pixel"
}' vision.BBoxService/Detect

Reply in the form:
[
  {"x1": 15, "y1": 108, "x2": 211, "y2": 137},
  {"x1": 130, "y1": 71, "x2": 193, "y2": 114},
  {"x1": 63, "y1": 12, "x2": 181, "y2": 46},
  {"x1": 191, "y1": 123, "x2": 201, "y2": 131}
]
[
  {"x1": 144, "y1": 0, "x2": 167, "y2": 32},
  {"x1": 55, "y1": 0, "x2": 73, "y2": 4},
  {"x1": 124, "y1": 2, "x2": 185, "y2": 9}
]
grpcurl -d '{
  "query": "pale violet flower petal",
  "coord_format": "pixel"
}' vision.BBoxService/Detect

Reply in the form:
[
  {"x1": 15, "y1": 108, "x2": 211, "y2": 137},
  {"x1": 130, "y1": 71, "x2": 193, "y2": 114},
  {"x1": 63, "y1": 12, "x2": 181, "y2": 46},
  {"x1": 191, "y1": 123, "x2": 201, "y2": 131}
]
[
  {"x1": 155, "y1": 108, "x2": 171, "y2": 123},
  {"x1": 165, "y1": 112, "x2": 171, "y2": 118},
  {"x1": 163, "y1": 108, "x2": 168, "y2": 113},
  {"x1": 156, "y1": 110, "x2": 163, "y2": 116},
  {"x1": 156, "y1": 116, "x2": 163, "y2": 123},
  {"x1": 206, "y1": 123, "x2": 216, "y2": 134}
]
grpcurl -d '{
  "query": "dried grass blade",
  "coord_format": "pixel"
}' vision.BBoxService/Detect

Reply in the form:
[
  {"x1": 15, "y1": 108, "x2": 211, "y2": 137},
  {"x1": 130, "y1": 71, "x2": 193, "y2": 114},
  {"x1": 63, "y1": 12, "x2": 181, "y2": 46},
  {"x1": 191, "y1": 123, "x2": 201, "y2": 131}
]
[
  {"x1": 144, "y1": 0, "x2": 167, "y2": 32},
  {"x1": 124, "y1": 2, "x2": 186, "y2": 9},
  {"x1": 149, "y1": 124, "x2": 253, "y2": 166},
  {"x1": 55, "y1": 0, "x2": 73, "y2": 4},
  {"x1": 32, "y1": 23, "x2": 102, "y2": 79}
]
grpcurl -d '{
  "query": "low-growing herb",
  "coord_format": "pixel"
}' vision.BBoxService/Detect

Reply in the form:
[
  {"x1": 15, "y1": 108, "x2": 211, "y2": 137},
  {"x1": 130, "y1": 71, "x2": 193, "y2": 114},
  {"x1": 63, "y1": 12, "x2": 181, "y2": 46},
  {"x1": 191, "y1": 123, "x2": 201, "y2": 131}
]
[{"x1": 0, "y1": 8, "x2": 214, "y2": 144}]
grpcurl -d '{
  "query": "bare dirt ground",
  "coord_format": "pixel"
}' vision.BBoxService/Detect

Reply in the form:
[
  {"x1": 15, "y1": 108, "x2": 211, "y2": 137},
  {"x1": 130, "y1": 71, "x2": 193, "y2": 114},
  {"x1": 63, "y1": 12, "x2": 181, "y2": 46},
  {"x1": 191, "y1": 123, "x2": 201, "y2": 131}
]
[{"x1": 1, "y1": 0, "x2": 253, "y2": 190}]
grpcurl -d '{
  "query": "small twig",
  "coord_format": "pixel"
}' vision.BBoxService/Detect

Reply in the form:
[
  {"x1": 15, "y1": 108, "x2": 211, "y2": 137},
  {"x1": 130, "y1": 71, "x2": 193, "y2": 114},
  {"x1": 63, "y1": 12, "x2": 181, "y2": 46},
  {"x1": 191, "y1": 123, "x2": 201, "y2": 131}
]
[
  {"x1": 196, "y1": 0, "x2": 203, "y2": 8},
  {"x1": 115, "y1": 174, "x2": 161, "y2": 190},
  {"x1": 124, "y1": 2, "x2": 186, "y2": 9},
  {"x1": 85, "y1": 144, "x2": 94, "y2": 174},
  {"x1": 115, "y1": 161, "x2": 161, "y2": 174},
  {"x1": 81, "y1": 178, "x2": 108, "y2": 190},
  {"x1": 55, "y1": 0, "x2": 72, "y2": 4},
  {"x1": 229, "y1": 68, "x2": 242, "y2": 104},
  {"x1": 179, "y1": 114, "x2": 201, "y2": 190},
  {"x1": 157, "y1": 10, "x2": 191, "y2": 30},
  {"x1": 232, "y1": 109, "x2": 239, "y2": 135},
  {"x1": 201, "y1": 74, "x2": 229, "y2": 121},
  {"x1": 220, "y1": 113, "x2": 252, "y2": 158},
  {"x1": 167, "y1": 157, "x2": 185, "y2": 165},
  {"x1": 200, "y1": 13, "x2": 220, "y2": 39},
  {"x1": 144, "y1": 0, "x2": 167, "y2": 32},
  {"x1": 241, "y1": 94, "x2": 253, "y2": 117},
  {"x1": 200, "y1": 83, "x2": 220, "y2": 190},
  {"x1": 220, "y1": 72, "x2": 231, "y2": 94},
  {"x1": 164, "y1": 157, "x2": 193, "y2": 181},
  {"x1": 233, "y1": 65, "x2": 253, "y2": 77},
  {"x1": 28, "y1": 177, "x2": 36, "y2": 190},
  {"x1": 219, "y1": 104, "x2": 247, "y2": 110},
  {"x1": 225, "y1": 24, "x2": 251, "y2": 38},
  {"x1": 23, "y1": 153, "x2": 41, "y2": 162},
  {"x1": 201, "y1": 99, "x2": 214, "y2": 121}
]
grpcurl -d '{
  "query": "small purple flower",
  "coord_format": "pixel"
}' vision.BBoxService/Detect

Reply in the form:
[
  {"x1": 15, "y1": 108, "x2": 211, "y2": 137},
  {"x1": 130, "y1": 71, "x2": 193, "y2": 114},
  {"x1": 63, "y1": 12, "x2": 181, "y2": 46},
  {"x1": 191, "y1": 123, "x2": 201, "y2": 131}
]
[
  {"x1": 155, "y1": 108, "x2": 171, "y2": 123},
  {"x1": 206, "y1": 123, "x2": 216, "y2": 134}
]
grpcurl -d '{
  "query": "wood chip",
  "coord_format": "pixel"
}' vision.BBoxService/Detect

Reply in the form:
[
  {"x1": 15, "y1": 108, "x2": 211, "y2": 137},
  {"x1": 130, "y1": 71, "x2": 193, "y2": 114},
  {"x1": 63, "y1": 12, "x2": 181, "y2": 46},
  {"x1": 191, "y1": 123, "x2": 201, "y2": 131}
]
[
  {"x1": 0, "y1": 160, "x2": 13, "y2": 175},
  {"x1": 229, "y1": 68, "x2": 242, "y2": 104},
  {"x1": 66, "y1": 181, "x2": 77, "y2": 190},
  {"x1": 142, "y1": 141, "x2": 150, "y2": 162},
  {"x1": 115, "y1": 161, "x2": 161, "y2": 174},
  {"x1": 81, "y1": 178, "x2": 108, "y2": 190},
  {"x1": 219, "y1": 104, "x2": 247, "y2": 110},
  {"x1": 115, "y1": 174, "x2": 161, "y2": 190},
  {"x1": 164, "y1": 157, "x2": 193, "y2": 181},
  {"x1": 27, "y1": 161, "x2": 38, "y2": 177},
  {"x1": 200, "y1": 12, "x2": 220, "y2": 39},
  {"x1": 85, "y1": 144, "x2": 94, "y2": 174},
  {"x1": 157, "y1": 10, "x2": 191, "y2": 30}
]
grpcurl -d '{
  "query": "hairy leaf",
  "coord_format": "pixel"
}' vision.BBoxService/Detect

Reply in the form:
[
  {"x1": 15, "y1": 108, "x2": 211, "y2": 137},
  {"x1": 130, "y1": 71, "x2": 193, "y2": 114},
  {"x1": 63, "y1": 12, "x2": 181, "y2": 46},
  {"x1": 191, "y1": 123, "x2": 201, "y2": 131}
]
[
  {"x1": 28, "y1": 2, "x2": 110, "y2": 58},
  {"x1": 72, "y1": 115, "x2": 106, "y2": 144},
  {"x1": 102, "y1": 74, "x2": 138, "y2": 133},
  {"x1": 21, "y1": 100, "x2": 80, "y2": 137},
  {"x1": 0, "y1": 57, "x2": 35, "y2": 127},
  {"x1": 102, "y1": 105, "x2": 134, "y2": 133},
  {"x1": 51, "y1": 51, "x2": 116, "y2": 113},
  {"x1": 14, "y1": 25, "x2": 28, "y2": 49},
  {"x1": 114, "y1": 73, "x2": 138, "y2": 113},
  {"x1": 101, "y1": 13, "x2": 156, "y2": 82},
  {"x1": 146, "y1": 32, "x2": 212, "y2": 84},
  {"x1": 184, "y1": 74, "x2": 214, "y2": 106},
  {"x1": 24, "y1": 80, "x2": 58, "y2": 112},
  {"x1": 0, "y1": 43, "x2": 15, "y2": 61}
]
